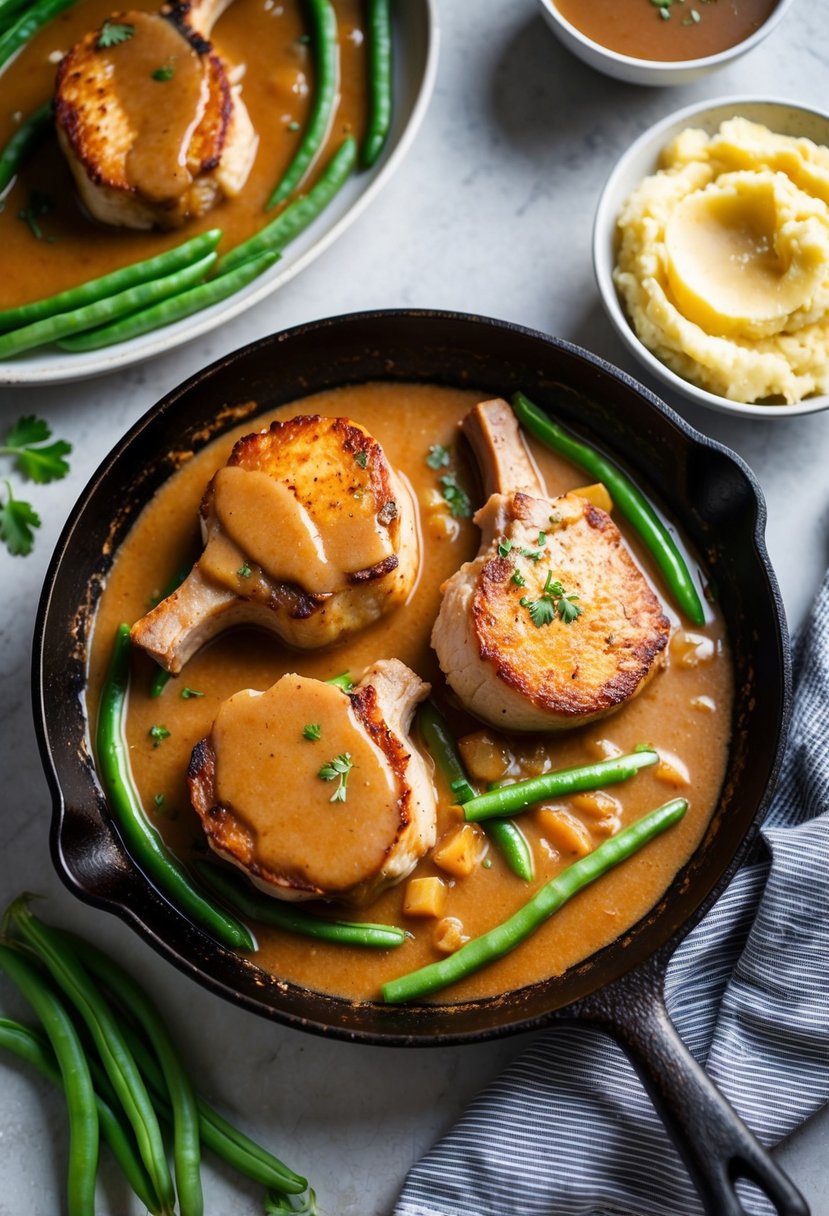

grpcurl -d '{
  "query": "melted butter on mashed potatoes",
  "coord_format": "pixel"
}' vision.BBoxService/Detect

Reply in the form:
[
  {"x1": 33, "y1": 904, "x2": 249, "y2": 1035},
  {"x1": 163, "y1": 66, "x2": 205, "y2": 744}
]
[{"x1": 614, "y1": 118, "x2": 829, "y2": 404}]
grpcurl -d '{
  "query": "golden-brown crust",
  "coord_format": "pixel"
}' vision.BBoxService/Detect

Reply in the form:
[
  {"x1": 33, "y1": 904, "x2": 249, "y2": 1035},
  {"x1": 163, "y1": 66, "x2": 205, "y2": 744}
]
[
  {"x1": 470, "y1": 494, "x2": 670, "y2": 722},
  {"x1": 349, "y1": 682, "x2": 412, "y2": 862}
]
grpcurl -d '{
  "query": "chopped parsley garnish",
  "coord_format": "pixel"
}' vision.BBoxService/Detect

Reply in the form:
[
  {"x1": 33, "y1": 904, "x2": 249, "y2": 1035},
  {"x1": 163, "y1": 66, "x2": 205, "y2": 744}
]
[
  {"x1": 511, "y1": 569, "x2": 526, "y2": 588},
  {"x1": 303, "y1": 723, "x2": 322, "y2": 741},
  {"x1": 180, "y1": 687, "x2": 204, "y2": 699},
  {"x1": 326, "y1": 672, "x2": 354, "y2": 692},
  {"x1": 439, "y1": 473, "x2": 472, "y2": 519},
  {"x1": 0, "y1": 416, "x2": 71, "y2": 483},
  {"x1": 318, "y1": 752, "x2": 353, "y2": 802},
  {"x1": 426, "y1": 443, "x2": 451, "y2": 470},
  {"x1": 355, "y1": 450, "x2": 368, "y2": 469},
  {"x1": 149, "y1": 724, "x2": 171, "y2": 746},
  {"x1": 18, "y1": 190, "x2": 55, "y2": 240},
  {"x1": 520, "y1": 545, "x2": 544, "y2": 563},
  {"x1": 151, "y1": 64, "x2": 175, "y2": 81},
  {"x1": 537, "y1": 531, "x2": 546, "y2": 545},
  {"x1": 0, "y1": 480, "x2": 40, "y2": 556},
  {"x1": 98, "y1": 20, "x2": 135, "y2": 47},
  {"x1": 237, "y1": 562, "x2": 251, "y2": 578},
  {"x1": 153, "y1": 793, "x2": 165, "y2": 809},
  {"x1": 520, "y1": 571, "x2": 583, "y2": 628},
  {"x1": 497, "y1": 537, "x2": 512, "y2": 558}
]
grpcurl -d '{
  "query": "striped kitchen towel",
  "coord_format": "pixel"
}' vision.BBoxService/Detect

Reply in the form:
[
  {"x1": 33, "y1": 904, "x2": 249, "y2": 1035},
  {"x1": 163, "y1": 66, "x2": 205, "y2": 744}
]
[{"x1": 394, "y1": 567, "x2": 829, "y2": 1216}]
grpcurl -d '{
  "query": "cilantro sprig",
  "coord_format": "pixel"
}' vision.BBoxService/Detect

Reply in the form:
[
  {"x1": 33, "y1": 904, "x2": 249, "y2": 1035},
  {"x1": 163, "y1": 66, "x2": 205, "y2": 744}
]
[
  {"x1": 0, "y1": 416, "x2": 71, "y2": 556},
  {"x1": 520, "y1": 570, "x2": 583, "y2": 627},
  {"x1": 318, "y1": 752, "x2": 353, "y2": 802},
  {"x1": 0, "y1": 416, "x2": 71, "y2": 483},
  {"x1": 98, "y1": 20, "x2": 135, "y2": 48},
  {"x1": 439, "y1": 473, "x2": 472, "y2": 519}
]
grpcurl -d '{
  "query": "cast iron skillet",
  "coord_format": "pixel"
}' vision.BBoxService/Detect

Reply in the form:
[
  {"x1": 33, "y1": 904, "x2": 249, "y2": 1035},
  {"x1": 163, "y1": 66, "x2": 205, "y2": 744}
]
[{"x1": 34, "y1": 311, "x2": 805, "y2": 1216}]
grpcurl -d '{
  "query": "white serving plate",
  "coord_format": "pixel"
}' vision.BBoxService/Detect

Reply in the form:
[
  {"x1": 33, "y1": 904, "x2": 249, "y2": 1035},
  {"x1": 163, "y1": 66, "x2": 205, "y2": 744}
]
[
  {"x1": 593, "y1": 96, "x2": 829, "y2": 420},
  {"x1": 0, "y1": 0, "x2": 438, "y2": 386}
]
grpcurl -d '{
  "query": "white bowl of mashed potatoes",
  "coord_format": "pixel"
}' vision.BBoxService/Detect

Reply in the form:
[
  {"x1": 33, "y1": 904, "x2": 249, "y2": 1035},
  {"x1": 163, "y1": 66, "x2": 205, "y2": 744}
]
[{"x1": 594, "y1": 98, "x2": 829, "y2": 418}]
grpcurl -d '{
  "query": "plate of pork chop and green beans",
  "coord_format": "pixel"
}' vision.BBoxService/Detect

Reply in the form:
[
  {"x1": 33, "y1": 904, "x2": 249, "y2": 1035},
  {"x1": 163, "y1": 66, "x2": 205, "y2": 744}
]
[{"x1": 0, "y1": 0, "x2": 436, "y2": 384}]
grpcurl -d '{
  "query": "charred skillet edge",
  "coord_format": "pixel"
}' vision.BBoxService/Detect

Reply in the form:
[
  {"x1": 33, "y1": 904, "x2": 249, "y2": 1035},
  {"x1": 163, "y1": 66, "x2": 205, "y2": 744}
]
[{"x1": 32, "y1": 309, "x2": 791, "y2": 1047}]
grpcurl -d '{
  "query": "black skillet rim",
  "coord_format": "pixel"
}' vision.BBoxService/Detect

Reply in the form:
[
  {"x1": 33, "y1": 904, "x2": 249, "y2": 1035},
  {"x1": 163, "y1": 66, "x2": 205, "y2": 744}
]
[{"x1": 32, "y1": 308, "x2": 792, "y2": 1047}]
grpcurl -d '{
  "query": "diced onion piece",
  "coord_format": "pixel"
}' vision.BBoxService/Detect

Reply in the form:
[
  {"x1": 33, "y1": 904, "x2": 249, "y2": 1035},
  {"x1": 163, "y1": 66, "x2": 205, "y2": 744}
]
[
  {"x1": 403, "y1": 876, "x2": 447, "y2": 918},
  {"x1": 536, "y1": 807, "x2": 594, "y2": 857},
  {"x1": 569, "y1": 482, "x2": 613, "y2": 513},
  {"x1": 655, "y1": 751, "x2": 691, "y2": 787},
  {"x1": 458, "y1": 731, "x2": 510, "y2": 784},
  {"x1": 433, "y1": 824, "x2": 486, "y2": 878},
  {"x1": 433, "y1": 916, "x2": 469, "y2": 954},
  {"x1": 671, "y1": 630, "x2": 716, "y2": 668}
]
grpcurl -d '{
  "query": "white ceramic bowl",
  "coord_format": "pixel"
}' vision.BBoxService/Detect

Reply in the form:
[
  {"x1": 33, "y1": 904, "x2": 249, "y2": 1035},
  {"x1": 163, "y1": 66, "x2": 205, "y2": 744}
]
[
  {"x1": 593, "y1": 96, "x2": 829, "y2": 420},
  {"x1": 536, "y1": 0, "x2": 793, "y2": 86}
]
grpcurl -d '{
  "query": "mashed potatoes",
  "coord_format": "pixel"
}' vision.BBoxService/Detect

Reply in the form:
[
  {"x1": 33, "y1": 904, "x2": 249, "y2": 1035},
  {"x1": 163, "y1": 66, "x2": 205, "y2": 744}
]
[{"x1": 614, "y1": 118, "x2": 829, "y2": 404}]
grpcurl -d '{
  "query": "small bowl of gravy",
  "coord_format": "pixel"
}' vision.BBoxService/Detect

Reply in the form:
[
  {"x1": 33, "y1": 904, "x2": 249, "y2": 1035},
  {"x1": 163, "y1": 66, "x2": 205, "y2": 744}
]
[{"x1": 537, "y1": 0, "x2": 793, "y2": 86}]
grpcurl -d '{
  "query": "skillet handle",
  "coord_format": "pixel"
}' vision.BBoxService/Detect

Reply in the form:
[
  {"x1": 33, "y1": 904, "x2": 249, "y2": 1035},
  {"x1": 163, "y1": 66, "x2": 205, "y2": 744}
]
[{"x1": 573, "y1": 953, "x2": 810, "y2": 1216}]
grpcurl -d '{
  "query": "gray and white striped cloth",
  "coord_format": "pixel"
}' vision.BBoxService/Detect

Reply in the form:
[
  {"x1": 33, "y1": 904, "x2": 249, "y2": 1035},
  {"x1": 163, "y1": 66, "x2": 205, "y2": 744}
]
[{"x1": 394, "y1": 568, "x2": 829, "y2": 1216}]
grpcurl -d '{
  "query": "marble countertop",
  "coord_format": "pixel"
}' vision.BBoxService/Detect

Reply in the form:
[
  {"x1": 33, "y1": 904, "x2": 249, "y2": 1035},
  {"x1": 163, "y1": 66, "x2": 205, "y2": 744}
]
[{"x1": 1, "y1": 1, "x2": 828, "y2": 1212}]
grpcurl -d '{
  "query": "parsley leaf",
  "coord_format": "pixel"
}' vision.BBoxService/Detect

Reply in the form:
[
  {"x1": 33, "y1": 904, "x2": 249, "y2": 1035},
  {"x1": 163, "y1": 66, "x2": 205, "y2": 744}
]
[
  {"x1": 237, "y1": 562, "x2": 251, "y2": 578},
  {"x1": 180, "y1": 687, "x2": 204, "y2": 699},
  {"x1": 149, "y1": 724, "x2": 171, "y2": 747},
  {"x1": 303, "y1": 723, "x2": 321, "y2": 741},
  {"x1": 426, "y1": 443, "x2": 451, "y2": 470},
  {"x1": 520, "y1": 546, "x2": 543, "y2": 562},
  {"x1": 1, "y1": 416, "x2": 71, "y2": 483},
  {"x1": 354, "y1": 450, "x2": 368, "y2": 469},
  {"x1": 326, "y1": 672, "x2": 354, "y2": 692},
  {"x1": 98, "y1": 20, "x2": 135, "y2": 48},
  {"x1": 318, "y1": 752, "x2": 353, "y2": 802},
  {"x1": 511, "y1": 568, "x2": 526, "y2": 588},
  {"x1": 0, "y1": 481, "x2": 40, "y2": 556},
  {"x1": 439, "y1": 473, "x2": 472, "y2": 519},
  {"x1": 151, "y1": 64, "x2": 175, "y2": 81},
  {"x1": 520, "y1": 570, "x2": 583, "y2": 628},
  {"x1": 497, "y1": 537, "x2": 512, "y2": 558}
]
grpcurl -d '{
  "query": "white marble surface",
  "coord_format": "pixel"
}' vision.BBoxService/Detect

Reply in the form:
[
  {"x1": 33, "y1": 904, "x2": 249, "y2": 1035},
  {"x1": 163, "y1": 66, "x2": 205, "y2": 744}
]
[{"x1": 1, "y1": 1, "x2": 829, "y2": 1213}]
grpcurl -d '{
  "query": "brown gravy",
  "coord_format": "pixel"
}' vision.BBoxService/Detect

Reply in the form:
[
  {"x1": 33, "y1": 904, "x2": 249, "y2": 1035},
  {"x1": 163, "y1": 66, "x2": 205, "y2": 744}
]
[
  {"x1": 0, "y1": 0, "x2": 366, "y2": 308},
  {"x1": 554, "y1": 0, "x2": 778, "y2": 62},
  {"x1": 87, "y1": 383, "x2": 733, "y2": 1003}
]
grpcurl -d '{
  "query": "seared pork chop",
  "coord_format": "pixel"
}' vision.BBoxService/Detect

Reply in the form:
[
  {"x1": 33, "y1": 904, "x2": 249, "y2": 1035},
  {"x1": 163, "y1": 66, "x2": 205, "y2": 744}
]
[
  {"x1": 55, "y1": 1, "x2": 257, "y2": 229},
  {"x1": 431, "y1": 399, "x2": 670, "y2": 731},
  {"x1": 187, "y1": 659, "x2": 436, "y2": 906},
  {"x1": 131, "y1": 414, "x2": 418, "y2": 670}
]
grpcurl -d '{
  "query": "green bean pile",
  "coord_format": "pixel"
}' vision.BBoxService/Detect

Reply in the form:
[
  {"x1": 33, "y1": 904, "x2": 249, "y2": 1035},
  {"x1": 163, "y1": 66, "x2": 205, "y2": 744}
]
[
  {"x1": 0, "y1": 0, "x2": 396, "y2": 360},
  {"x1": 0, "y1": 897, "x2": 314, "y2": 1215}
]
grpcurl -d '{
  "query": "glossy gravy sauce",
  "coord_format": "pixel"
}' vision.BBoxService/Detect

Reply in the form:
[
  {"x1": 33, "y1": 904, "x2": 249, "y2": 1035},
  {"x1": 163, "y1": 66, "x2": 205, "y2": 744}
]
[
  {"x1": 88, "y1": 383, "x2": 733, "y2": 1003},
  {"x1": 0, "y1": 0, "x2": 366, "y2": 307},
  {"x1": 554, "y1": 0, "x2": 778, "y2": 62}
]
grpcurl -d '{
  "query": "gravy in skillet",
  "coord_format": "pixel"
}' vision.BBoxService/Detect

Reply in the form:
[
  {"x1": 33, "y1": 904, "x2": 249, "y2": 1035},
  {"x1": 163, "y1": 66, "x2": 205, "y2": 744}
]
[{"x1": 87, "y1": 383, "x2": 732, "y2": 1003}]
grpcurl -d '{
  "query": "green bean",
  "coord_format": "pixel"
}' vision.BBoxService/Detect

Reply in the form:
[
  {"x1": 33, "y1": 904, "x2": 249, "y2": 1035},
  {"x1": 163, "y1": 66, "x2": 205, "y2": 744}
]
[
  {"x1": 196, "y1": 863, "x2": 407, "y2": 949},
  {"x1": 416, "y1": 700, "x2": 533, "y2": 881},
  {"x1": 383, "y1": 797, "x2": 688, "y2": 1003},
  {"x1": 58, "y1": 251, "x2": 277, "y2": 352},
  {"x1": 512, "y1": 391, "x2": 705, "y2": 626},
  {"x1": 220, "y1": 137, "x2": 357, "y2": 274},
  {"x1": 485, "y1": 818, "x2": 534, "y2": 882},
  {"x1": 0, "y1": 253, "x2": 216, "y2": 358},
  {"x1": 362, "y1": 0, "x2": 392, "y2": 167},
  {"x1": 0, "y1": 99, "x2": 52, "y2": 195},
  {"x1": 266, "y1": 0, "x2": 339, "y2": 208},
  {"x1": 0, "y1": 1017, "x2": 160, "y2": 1214},
  {"x1": 8, "y1": 902, "x2": 176, "y2": 1215},
  {"x1": 96, "y1": 624, "x2": 255, "y2": 950},
  {"x1": 119, "y1": 1021, "x2": 307, "y2": 1195},
  {"x1": 0, "y1": 943, "x2": 99, "y2": 1216},
  {"x1": 0, "y1": 230, "x2": 221, "y2": 334},
  {"x1": 0, "y1": 0, "x2": 79, "y2": 72},
  {"x1": 0, "y1": 0, "x2": 32, "y2": 36},
  {"x1": 461, "y1": 748, "x2": 659, "y2": 822},
  {"x1": 66, "y1": 935, "x2": 203, "y2": 1216}
]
